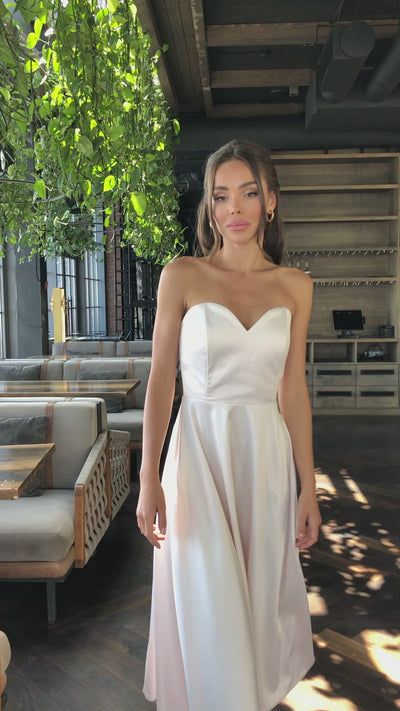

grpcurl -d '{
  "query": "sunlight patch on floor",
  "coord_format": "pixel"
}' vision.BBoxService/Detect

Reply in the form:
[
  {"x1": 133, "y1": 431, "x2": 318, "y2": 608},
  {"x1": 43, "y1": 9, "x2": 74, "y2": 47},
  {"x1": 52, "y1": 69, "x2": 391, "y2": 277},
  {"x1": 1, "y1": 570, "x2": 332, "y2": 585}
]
[
  {"x1": 283, "y1": 674, "x2": 359, "y2": 711},
  {"x1": 339, "y1": 468, "x2": 370, "y2": 506},
  {"x1": 357, "y1": 630, "x2": 400, "y2": 684}
]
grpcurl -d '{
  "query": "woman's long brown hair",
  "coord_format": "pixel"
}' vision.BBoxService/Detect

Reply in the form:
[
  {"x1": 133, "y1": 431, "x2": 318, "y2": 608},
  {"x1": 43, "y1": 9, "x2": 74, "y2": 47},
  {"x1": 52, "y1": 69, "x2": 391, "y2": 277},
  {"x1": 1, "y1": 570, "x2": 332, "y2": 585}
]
[{"x1": 194, "y1": 139, "x2": 284, "y2": 265}]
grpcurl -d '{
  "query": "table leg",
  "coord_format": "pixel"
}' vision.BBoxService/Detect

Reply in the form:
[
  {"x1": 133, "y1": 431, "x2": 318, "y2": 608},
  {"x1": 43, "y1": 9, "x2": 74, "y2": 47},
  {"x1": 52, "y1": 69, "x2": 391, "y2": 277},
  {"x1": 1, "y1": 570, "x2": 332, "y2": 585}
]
[{"x1": 46, "y1": 581, "x2": 57, "y2": 624}]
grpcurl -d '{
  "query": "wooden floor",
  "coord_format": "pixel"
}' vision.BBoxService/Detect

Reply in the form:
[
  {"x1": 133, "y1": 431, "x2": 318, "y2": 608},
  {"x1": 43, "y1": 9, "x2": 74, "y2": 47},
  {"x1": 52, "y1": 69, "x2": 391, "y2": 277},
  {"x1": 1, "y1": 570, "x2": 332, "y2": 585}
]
[{"x1": 1, "y1": 416, "x2": 399, "y2": 711}]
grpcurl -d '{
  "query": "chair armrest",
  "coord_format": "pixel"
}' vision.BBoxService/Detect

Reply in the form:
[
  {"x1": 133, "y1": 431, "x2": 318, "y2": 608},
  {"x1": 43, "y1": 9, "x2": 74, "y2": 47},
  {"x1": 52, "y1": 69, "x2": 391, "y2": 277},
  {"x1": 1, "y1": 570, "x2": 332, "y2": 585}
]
[
  {"x1": 74, "y1": 431, "x2": 110, "y2": 567},
  {"x1": 109, "y1": 429, "x2": 131, "y2": 519}
]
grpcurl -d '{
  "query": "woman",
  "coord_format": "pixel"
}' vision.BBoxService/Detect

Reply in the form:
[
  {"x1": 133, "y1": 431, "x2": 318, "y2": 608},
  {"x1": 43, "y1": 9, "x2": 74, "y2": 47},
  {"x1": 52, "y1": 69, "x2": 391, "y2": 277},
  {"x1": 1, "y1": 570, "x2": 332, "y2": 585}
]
[{"x1": 136, "y1": 139, "x2": 322, "y2": 711}]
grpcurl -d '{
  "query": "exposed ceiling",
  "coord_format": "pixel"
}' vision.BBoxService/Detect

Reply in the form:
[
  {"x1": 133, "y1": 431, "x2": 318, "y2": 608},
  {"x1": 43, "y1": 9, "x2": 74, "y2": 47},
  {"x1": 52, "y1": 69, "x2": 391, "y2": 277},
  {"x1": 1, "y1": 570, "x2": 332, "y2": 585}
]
[{"x1": 136, "y1": 1, "x2": 400, "y2": 155}]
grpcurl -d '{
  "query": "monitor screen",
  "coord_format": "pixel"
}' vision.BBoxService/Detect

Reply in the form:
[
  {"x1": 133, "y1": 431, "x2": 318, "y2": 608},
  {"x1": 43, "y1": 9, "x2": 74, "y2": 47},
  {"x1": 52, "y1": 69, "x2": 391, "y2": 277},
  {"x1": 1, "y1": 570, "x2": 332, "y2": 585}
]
[{"x1": 333, "y1": 309, "x2": 364, "y2": 331}]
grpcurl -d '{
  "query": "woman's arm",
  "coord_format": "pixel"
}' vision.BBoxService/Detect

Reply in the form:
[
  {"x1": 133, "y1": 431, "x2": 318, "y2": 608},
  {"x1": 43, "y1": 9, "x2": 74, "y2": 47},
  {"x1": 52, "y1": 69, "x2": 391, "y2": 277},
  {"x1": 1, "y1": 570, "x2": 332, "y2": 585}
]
[
  {"x1": 136, "y1": 257, "x2": 188, "y2": 548},
  {"x1": 278, "y1": 269, "x2": 322, "y2": 548}
]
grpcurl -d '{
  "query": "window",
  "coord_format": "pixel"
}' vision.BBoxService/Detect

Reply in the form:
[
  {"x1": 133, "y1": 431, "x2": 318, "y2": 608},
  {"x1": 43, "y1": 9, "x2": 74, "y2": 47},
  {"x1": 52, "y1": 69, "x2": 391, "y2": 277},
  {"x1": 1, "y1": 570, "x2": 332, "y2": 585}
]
[
  {"x1": 46, "y1": 215, "x2": 106, "y2": 339},
  {"x1": 82, "y1": 211, "x2": 106, "y2": 336},
  {"x1": 47, "y1": 256, "x2": 78, "y2": 337}
]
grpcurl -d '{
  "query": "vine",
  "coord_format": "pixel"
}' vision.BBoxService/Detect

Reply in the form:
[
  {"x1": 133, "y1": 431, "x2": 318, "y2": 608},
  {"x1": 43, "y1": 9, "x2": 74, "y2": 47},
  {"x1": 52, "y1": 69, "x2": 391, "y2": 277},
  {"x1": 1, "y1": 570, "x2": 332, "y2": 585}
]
[{"x1": 0, "y1": 0, "x2": 186, "y2": 262}]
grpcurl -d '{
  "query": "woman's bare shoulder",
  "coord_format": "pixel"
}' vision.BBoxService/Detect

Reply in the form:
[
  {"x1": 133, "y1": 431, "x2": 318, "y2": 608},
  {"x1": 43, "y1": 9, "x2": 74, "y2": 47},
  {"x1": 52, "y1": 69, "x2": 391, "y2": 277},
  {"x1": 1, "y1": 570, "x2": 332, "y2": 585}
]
[
  {"x1": 158, "y1": 256, "x2": 204, "y2": 310},
  {"x1": 162, "y1": 255, "x2": 202, "y2": 274},
  {"x1": 278, "y1": 265, "x2": 312, "y2": 286},
  {"x1": 277, "y1": 266, "x2": 313, "y2": 311}
]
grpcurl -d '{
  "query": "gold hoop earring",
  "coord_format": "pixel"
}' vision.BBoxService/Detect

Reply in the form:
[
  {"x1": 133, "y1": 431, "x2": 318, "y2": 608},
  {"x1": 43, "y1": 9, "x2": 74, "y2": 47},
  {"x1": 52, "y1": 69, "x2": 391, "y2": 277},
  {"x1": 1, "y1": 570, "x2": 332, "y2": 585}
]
[{"x1": 266, "y1": 211, "x2": 275, "y2": 223}]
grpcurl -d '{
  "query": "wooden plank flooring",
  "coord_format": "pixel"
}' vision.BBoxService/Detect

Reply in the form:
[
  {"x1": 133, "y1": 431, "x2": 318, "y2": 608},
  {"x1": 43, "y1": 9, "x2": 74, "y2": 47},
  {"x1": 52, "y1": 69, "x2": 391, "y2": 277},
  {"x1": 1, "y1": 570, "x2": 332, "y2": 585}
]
[{"x1": 1, "y1": 415, "x2": 399, "y2": 710}]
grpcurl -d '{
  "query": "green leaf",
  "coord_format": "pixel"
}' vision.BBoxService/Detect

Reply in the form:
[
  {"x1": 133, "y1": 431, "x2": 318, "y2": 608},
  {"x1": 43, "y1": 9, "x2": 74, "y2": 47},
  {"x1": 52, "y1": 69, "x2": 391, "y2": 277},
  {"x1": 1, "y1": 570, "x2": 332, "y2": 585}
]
[
  {"x1": 95, "y1": 8, "x2": 109, "y2": 22},
  {"x1": 34, "y1": 179, "x2": 46, "y2": 198},
  {"x1": 109, "y1": 125, "x2": 123, "y2": 142},
  {"x1": 107, "y1": 0, "x2": 118, "y2": 13},
  {"x1": 52, "y1": 52, "x2": 60, "y2": 73},
  {"x1": 34, "y1": 18, "x2": 43, "y2": 36},
  {"x1": 51, "y1": 85, "x2": 62, "y2": 101},
  {"x1": 77, "y1": 136, "x2": 94, "y2": 158},
  {"x1": 26, "y1": 32, "x2": 38, "y2": 48},
  {"x1": 172, "y1": 118, "x2": 180, "y2": 135},
  {"x1": 103, "y1": 175, "x2": 116, "y2": 192},
  {"x1": 84, "y1": 180, "x2": 92, "y2": 196},
  {"x1": 130, "y1": 191, "x2": 147, "y2": 216},
  {"x1": 24, "y1": 58, "x2": 40, "y2": 73},
  {"x1": 0, "y1": 87, "x2": 11, "y2": 102}
]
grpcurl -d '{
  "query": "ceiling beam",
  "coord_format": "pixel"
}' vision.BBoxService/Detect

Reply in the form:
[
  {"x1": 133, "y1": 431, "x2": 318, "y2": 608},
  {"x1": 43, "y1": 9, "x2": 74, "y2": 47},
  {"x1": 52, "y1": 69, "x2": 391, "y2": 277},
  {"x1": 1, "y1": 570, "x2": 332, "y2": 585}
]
[
  {"x1": 211, "y1": 69, "x2": 311, "y2": 89},
  {"x1": 212, "y1": 103, "x2": 304, "y2": 118},
  {"x1": 207, "y1": 19, "x2": 399, "y2": 47},
  {"x1": 190, "y1": 0, "x2": 213, "y2": 116},
  {"x1": 134, "y1": 0, "x2": 178, "y2": 113}
]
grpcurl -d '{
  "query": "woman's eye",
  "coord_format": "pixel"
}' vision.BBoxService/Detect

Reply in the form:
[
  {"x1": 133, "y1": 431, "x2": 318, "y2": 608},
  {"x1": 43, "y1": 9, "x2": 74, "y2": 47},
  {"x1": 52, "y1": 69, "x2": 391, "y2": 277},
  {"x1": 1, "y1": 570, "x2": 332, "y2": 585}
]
[
  {"x1": 245, "y1": 191, "x2": 258, "y2": 197},
  {"x1": 213, "y1": 195, "x2": 225, "y2": 202}
]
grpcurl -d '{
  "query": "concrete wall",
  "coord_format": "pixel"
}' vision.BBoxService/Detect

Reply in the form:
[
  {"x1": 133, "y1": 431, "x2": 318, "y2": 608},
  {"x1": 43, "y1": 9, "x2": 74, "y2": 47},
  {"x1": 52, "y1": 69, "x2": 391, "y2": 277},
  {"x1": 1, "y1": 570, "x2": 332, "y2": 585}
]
[{"x1": 5, "y1": 245, "x2": 46, "y2": 357}]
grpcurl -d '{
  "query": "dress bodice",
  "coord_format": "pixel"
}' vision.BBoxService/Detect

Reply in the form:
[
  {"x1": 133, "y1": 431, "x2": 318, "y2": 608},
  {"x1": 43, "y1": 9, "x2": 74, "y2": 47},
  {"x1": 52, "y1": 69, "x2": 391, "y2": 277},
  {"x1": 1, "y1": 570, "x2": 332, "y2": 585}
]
[{"x1": 179, "y1": 302, "x2": 292, "y2": 404}]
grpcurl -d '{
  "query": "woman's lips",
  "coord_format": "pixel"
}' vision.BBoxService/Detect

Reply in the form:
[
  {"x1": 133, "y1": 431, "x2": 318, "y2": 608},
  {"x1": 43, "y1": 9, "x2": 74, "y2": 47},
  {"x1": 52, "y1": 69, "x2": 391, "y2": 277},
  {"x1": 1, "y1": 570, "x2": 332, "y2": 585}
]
[{"x1": 226, "y1": 222, "x2": 250, "y2": 231}]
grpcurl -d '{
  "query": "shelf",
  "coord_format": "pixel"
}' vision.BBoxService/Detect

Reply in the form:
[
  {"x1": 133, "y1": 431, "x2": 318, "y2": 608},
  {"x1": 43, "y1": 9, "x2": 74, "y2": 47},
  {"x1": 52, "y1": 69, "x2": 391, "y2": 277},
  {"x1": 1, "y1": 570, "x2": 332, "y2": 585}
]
[
  {"x1": 273, "y1": 151, "x2": 399, "y2": 161},
  {"x1": 307, "y1": 338, "x2": 399, "y2": 343},
  {"x1": 275, "y1": 149, "x2": 400, "y2": 412},
  {"x1": 286, "y1": 247, "x2": 398, "y2": 256},
  {"x1": 312, "y1": 277, "x2": 397, "y2": 286},
  {"x1": 283, "y1": 216, "x2": 398, "y2": 222},
  {"x1": 281, "y1": 184, "x2": 398, "y2": 192}
]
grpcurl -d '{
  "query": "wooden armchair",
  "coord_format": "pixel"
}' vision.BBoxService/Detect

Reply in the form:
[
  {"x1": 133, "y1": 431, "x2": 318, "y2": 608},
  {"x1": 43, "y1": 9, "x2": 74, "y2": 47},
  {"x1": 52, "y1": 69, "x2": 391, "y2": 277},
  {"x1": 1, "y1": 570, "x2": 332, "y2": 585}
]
[{"x1": 0, "y1": 398, "x2": 130, "y2": 623}]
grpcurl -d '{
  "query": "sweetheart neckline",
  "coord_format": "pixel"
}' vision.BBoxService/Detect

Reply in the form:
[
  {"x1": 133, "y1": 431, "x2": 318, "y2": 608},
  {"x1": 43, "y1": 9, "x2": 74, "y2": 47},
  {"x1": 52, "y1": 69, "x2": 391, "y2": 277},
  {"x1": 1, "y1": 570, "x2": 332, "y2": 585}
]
[{"x1": 182, "y1": 302, "x2": 292, "y2": 333}]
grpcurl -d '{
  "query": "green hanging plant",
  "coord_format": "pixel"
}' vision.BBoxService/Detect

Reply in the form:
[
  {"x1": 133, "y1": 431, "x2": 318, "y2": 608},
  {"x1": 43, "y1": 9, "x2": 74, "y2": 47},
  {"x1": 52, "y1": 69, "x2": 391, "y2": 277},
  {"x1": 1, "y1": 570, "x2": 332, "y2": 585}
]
[{"x1": 0, "y1": 0, "x2": 186, "y2": 262}]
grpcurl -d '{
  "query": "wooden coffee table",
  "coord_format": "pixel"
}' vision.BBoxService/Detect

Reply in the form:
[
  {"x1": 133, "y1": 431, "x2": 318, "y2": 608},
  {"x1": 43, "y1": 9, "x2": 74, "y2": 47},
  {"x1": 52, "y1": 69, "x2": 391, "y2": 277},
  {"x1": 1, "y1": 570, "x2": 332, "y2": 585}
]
[
  {"x1": 0, "y1": 379, "x2": 140, "y2": 398},
  {"x1": 0, "y1": 442, "x2": 55, "y2": 499}
]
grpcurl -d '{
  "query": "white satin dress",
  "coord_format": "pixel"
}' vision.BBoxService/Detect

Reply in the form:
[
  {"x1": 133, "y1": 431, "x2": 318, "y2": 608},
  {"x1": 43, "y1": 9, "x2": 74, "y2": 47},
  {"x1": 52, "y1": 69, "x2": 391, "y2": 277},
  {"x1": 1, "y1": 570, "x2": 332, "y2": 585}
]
[{"x1": 143, "y1": 302, "x2": 315, "y2": 711}]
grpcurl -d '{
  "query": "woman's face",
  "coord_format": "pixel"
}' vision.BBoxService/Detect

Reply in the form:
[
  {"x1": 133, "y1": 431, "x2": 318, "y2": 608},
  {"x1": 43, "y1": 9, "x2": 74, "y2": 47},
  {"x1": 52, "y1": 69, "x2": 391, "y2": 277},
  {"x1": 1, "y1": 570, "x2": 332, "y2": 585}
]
[{"x1": 211, "y1": 159, "x2": 276, "y2": 245}]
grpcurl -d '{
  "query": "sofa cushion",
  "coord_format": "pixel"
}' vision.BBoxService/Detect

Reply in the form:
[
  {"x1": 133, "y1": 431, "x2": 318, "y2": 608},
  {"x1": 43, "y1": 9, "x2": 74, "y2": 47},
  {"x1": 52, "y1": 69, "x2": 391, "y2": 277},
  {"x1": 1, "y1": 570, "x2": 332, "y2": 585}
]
[
  {"x1": 53, "y1": 341, "x2": 116, "y2": 357},
  {"x1": 116, "y1": 340, "x2": 152, "y2": 357},
  {"x1": 0, "y1": 490, "x2": 74, "y2": 561},
  {"x1": 0, "y1": 401, "x2": 99, "y2": 488},
  {"x1": 0, "y1": 416, "x2": 48, "y2": 445},
  {"x1": 107, "y1": 408, "x2": 143, "y2": 442},
  {"x1": 80, "y1": 370, "x2": 127, "y2": 413},
  {"x1": 0, "y1": 363, "x2": 41, "y2": 380}
]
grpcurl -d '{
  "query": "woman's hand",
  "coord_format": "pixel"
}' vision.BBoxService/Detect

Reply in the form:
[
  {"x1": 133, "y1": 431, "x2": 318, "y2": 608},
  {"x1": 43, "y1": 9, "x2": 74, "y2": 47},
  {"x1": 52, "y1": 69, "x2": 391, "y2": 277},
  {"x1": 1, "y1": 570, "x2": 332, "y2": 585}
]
[
  {"x1": 136, "y1": 475, "x2": 167, "y2": 549},
  {"x1": 295, "y1": 488, "x2": 322, "y2": 550}
]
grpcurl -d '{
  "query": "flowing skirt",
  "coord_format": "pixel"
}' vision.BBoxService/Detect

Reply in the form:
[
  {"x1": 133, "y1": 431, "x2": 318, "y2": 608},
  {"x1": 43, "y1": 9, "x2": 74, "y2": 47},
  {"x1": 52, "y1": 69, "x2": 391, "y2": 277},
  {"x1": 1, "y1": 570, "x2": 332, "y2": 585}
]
[{"x1": 143, "y1": 396, "x2": 315, "y2": 711}]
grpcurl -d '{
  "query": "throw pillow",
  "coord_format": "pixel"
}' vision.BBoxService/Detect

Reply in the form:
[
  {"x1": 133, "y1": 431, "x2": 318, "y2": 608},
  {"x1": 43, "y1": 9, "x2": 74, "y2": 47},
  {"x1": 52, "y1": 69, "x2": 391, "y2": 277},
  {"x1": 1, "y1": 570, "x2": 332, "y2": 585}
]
[
  {"x1": 0, "y1": 416, "x2": 49, "y2": 445},
  {"x1": 0, "y1": 364, "x2": 41, "y2": 381},
  {"x1": 79, "y1": 370, "x2": 127, "y2": 413}
]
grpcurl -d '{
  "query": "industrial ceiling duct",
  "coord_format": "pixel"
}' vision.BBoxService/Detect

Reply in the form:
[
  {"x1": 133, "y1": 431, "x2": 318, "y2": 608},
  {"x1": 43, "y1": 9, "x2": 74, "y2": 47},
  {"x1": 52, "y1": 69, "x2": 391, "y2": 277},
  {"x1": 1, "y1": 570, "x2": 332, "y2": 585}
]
[
  {"x1": 364, "y1": 30, "x2": 400, "y2": 102},
  {"x1": 317, "y1": 21, "x2": 375, "y2": 102}
]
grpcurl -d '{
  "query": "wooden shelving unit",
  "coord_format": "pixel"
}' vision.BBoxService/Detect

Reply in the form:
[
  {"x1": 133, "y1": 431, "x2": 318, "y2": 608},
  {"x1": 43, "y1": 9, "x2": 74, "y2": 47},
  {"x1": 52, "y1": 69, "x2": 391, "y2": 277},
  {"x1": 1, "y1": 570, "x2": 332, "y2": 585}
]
[
  {"x1": 274, "y1": 150, "x2": 400, "y2": 415},
  {"x1": 281, "y1": 184, "x2": 399, "y2": 192},
  {"x1": 283, "y1": 216, "x2": 398, "y2": 222}
]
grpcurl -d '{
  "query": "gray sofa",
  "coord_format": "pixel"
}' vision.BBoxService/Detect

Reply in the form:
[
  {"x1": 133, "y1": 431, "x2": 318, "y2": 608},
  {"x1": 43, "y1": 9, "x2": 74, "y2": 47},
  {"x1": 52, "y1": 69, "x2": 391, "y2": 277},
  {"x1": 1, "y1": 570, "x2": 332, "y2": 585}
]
[
  {"x1": 0, "y1": 397, "x2": 130, "y2": 622},
  {"x1": 0, "y1": 358, "x2": 64, "y2": 380},
  {"x1": 63, "y1": 357, "x2": 152, "y2": 448},
  {"x1": 0, "y1": 356, "x2": 182, "y2": 462},
  {"x1": 52, "y1": 339, "x2": 153, "y2": 357}
]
